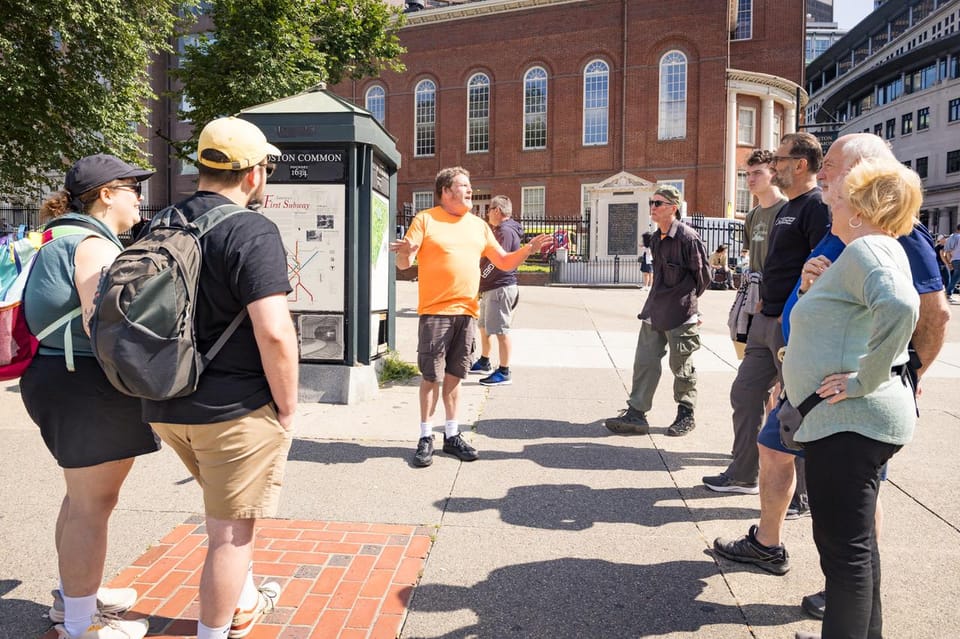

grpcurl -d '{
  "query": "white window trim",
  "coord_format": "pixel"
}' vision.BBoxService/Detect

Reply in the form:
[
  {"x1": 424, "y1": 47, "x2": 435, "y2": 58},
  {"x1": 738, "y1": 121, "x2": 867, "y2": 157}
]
[
  {"x1": 466, "y1": 72, "x2": 490, "y2": 154},
  {"x1": 733, "y1": 0, "x2": 753, "y2": 41},
  {"x1": 738, "y1": 106, "x2": 756, "y2": 146},
  {"x1": 523, "y1": 66, "x2": 548, "y2": 150},
  {"x1": 521, "y1": 186, "x2": 546, "y2": 217},
  {"x1": 413, "y1": 191, "x2": 434, "y2": 213},
  {"x1": 414, "y1": 79, "x2": 436, "y2": 158},
  {"x1": 365, "y1": 85, "x2": 386, "y2": 125},
  {"x1": 658, "y1": 50, "x2": 687, "y2": 141},
  {"x1": 582, "y1": 59, "x2": 609, "y2": 146}
]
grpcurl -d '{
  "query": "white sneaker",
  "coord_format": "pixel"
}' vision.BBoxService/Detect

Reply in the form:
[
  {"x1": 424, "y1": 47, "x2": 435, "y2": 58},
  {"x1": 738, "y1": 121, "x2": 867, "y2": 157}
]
[
  {"x1": 49, "y1": 588, "x2": 139, "y2": 623},
  {"x1": 949, "y1": 295, "x2": 960, "y2": 305},
  {"x1": 54, "y1": 614, "x2": 148, "y2": 639},
  {"x1": 229, "y1": 581, "x2": 281, "y2": 638}
]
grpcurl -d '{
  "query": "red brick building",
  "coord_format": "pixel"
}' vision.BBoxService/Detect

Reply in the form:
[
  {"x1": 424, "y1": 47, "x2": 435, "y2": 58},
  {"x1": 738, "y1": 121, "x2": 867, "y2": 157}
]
[{"x1": 332, "y1": 0, "x2": 808, "y2": 224}]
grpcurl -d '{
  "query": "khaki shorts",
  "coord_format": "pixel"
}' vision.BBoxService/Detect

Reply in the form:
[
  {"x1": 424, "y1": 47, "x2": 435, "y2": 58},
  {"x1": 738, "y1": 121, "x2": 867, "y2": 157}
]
[
  {"x1": 417, "y1": 315, "x2": 476, "y2": 381},
  {"x1": 151, "y1": 403, "x2": 293, "y2": 520},
  {"x1": 479, "y1": 285, "x2": 519, "y2": 335}
]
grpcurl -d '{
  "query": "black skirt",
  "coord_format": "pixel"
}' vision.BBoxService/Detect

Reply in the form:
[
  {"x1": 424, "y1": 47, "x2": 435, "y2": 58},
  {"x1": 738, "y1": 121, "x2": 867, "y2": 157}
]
[{"x1": 20, "y1": 355, "x2": 160, "y2": 468}]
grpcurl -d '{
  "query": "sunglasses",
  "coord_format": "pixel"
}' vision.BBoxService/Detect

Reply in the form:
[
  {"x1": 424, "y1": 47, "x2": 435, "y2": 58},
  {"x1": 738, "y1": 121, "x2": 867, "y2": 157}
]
[
  {"x1": 771, "y1": 155, "x2": 805, "y2": 164},
  {"x1": 112, "y1": 183, "x2": 142, "y2": 197},
  {"x1": 649, "y1": 199, "x2": 673, "y2": 208},
  {"x1": 259, "y1": 162, "x2": 276, "y2": 178}
]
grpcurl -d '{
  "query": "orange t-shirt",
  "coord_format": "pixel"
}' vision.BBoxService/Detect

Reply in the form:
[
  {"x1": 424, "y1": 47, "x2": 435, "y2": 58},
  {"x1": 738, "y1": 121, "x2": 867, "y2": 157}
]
[{"x1": 405, "y1": 206, "x2": 500, "y2": 317}]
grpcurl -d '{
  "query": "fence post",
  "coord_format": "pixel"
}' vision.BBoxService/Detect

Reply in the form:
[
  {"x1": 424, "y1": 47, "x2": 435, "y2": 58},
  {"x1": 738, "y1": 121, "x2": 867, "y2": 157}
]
[{"x1": 614, "y1": 254, "x2": 620, "y2": 284}]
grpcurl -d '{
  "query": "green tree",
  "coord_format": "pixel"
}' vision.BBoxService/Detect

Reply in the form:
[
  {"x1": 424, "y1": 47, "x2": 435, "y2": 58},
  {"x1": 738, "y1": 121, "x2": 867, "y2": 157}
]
[
  {"x1": 0, "y1": 1, "x2": 187, "y2": 201},
  {"x1": 175, "y1": 0, "x2": 405, "y2": 152}
]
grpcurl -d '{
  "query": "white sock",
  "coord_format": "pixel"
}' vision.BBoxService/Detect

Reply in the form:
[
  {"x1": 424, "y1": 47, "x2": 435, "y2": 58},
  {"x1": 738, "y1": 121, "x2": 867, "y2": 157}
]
[
  {"x1": 197, "y1": 620, "x2": 231, "y2": 639},
  {"x1": 444, "y1": 420, "x2": 459, "y2": 438},
  {"x1": 63, "y1": 592, "x2": 98, "y2": 637},
  {"x1": 419, "y1": 422, "x2": 432, "y2": 438},
  {"x1": 236, "y1": 562, "x2": 258, "y2": 611}
]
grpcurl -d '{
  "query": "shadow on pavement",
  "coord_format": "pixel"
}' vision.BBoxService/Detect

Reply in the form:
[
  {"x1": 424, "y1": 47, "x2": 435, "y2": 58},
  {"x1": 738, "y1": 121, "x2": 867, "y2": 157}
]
[
  {"x1": 479, "y1": 441, "x2": 730, "y2": 473},
  {"x1": 0, "y1": 579, "x2": 54, "y2": 639},
  {"x1": 437, "y1": 484, "x2": 759, "y2": 530},
  {"x1": 289, "y1": 439, "x2": 414, "y2": 465},
  {"x1": 407, "y1": 558, "x2": 801, "y2": 637}
]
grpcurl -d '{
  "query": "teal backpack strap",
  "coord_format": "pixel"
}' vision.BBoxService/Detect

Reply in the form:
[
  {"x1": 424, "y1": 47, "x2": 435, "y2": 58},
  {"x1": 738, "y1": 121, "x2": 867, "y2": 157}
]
[{"x1": 35, "y1": 307, "x2": 82, "y2": 372}]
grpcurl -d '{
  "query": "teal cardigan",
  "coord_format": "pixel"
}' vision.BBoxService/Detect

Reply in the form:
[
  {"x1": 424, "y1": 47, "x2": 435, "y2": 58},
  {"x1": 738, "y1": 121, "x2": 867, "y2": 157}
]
[{"x1": 782, "y1": 234, "x2": 919, "y2": 446}]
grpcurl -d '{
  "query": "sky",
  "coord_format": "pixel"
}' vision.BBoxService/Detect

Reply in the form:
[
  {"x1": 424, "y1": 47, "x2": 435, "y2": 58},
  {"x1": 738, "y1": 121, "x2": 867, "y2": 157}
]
[{"x1": 834, "y1": 0, "x2": 874, "y2": 30}]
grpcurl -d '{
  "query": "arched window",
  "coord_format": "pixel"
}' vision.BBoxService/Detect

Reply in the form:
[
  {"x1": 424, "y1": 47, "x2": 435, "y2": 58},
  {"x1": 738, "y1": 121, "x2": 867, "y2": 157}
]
[
  {"x1": 414, "y1": 79, "x2": 436, "y2": 157},
  {"x1": 365, "y1": 85, "x2": 385, "y2": 124},
  {"x1": 467, "y1": 73, "x2": 490, "y2": 153},
  {"x1": 658, "y1": 51, "x2": 687, "y2": 140},
  {"x1": 523, "y1": 67, "x2": 548, "y2": 149},
  {"x1": 583, "y1": 60, "x2": 609, "y2": 145}
]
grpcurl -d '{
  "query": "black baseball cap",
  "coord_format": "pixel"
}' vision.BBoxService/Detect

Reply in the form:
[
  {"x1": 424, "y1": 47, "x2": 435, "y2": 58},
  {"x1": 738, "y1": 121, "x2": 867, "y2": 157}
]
[{"x1": 64, "y1": 154, "x2": 154, "y2": 198}]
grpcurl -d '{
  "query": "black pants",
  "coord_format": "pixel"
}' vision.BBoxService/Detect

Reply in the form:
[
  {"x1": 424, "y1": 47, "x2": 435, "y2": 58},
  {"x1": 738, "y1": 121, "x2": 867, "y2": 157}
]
[{"x1": 805, "y1": 431, "x2": 900, "y2": 639}]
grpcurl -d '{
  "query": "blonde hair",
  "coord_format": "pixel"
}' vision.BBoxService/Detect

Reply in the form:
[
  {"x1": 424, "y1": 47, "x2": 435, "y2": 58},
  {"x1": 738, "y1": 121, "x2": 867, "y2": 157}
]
[{"x1": 843, "y1": 158, "x2": 921, "y2": 238}]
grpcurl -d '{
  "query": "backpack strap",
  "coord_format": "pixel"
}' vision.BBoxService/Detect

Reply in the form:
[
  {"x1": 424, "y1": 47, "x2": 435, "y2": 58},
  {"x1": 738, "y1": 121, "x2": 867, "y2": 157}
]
[
  {"x1": 192, "y1": 203, "x2": 249, "y2": 237},
  {"x1": 35, "y1": 307, "x2": 83, "y2": 372}
]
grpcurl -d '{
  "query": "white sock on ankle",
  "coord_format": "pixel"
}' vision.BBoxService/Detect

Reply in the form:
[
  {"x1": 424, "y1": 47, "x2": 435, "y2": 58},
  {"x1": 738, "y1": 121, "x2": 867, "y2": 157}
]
[
  {"x1": 63, "y1": 592, "x2": 98, "y2": 638},
  {"x1": 444, "y1": 420, "x2": 459, "y2": 438},
  {"x1": 236, "y1": 562, "x2": 258, "y2": 611},
  {"x1": 197, "y1": 620, "x2": 230, "y2": 639},
  {"x1": 419, "y1": 422, "x2": 432, "y2": 438}
]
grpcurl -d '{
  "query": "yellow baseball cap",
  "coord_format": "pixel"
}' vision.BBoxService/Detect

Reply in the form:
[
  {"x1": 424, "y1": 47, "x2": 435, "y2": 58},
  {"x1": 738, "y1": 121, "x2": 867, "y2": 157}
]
[{"x1": 197, "y1": 117, "x2": 281, "y2": 170}]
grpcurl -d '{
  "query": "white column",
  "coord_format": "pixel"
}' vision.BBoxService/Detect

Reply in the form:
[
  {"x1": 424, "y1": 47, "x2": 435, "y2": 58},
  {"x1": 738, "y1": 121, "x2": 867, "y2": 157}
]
[
  {"x1": 725, "y1": 89, "x2": 738, "y2": 217},
  {"x1": 785, "y1": 104, "x2": 797, "y2": 134},
  {"x1": 761, "y1": 96, "x2": 775, "y2": 150}
]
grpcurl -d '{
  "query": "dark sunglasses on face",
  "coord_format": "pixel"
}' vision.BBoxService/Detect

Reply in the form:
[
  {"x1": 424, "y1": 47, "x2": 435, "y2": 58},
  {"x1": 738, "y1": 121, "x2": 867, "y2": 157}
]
[
  {"x1": 649, "y1": 199, "x2": 672, "y2": 208},
  {"x1": 112, "y1": 183, "x2": 142, "y2": 197},
  {"x1": 259, "y1": 162, "x2": 276, "y2": 178}
]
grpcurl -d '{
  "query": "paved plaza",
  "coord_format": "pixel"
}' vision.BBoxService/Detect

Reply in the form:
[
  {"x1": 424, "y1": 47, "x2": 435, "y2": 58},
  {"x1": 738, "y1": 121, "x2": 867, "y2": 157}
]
[{"x1": 1, "y1": 282, "x2": 958, "y2": 638}]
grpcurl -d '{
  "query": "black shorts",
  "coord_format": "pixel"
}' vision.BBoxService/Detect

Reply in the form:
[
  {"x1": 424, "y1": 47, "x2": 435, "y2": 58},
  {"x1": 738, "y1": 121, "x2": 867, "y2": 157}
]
[{"x1": 20, "y1": 355, "x2": 160, "y2": 468}]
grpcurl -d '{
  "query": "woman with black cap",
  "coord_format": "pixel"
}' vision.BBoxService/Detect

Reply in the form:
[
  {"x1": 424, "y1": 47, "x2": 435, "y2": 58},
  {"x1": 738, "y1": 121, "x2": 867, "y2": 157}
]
[{"x1": 20, "y1": 154, "x2": 158, "y2": 639}]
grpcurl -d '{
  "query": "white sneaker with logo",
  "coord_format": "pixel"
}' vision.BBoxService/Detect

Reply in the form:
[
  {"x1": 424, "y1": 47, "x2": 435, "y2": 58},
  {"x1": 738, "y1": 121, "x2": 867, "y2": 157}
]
[
  {"x1": 49, "y1": 588, "x2": 139, "y2": 624},
  {"x1": 54, "y1": 614, "x2": 148, "y2": 639}
]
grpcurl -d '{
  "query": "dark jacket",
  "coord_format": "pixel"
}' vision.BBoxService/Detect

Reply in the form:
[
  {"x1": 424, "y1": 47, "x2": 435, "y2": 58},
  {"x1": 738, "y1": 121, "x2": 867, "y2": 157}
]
[
  {"x1": 479, "y1": 217, "x2": 523, "y2": 292},
  {"x1": 639, "y1": 219, "x2": 711, "y2": 331}
]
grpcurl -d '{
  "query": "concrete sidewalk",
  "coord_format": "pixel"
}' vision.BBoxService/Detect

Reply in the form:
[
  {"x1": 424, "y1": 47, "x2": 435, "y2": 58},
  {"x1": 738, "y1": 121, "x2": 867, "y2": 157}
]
[{"x1": 1, "y1": 282, "x2": 958, "y2": 638}]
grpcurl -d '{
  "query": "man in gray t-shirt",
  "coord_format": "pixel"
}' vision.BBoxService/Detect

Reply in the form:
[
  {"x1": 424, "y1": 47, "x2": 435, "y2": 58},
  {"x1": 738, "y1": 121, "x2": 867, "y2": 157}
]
[{"x1": 743, "y1": 149, "x2": 787, "y2": 274}]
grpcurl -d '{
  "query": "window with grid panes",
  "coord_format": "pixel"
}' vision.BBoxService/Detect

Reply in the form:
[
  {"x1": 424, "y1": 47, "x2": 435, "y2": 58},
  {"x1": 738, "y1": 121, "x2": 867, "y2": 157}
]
[
  {"x1": 733, "y1": 0, "x2": 752, "y2": 40},
  {"x1": 658, "y1": 51, "x2": 687, "y2": 140},
  {"x1": 949, "y1": 98, "x2": 960, "y2": 122},
  {"x1": 583, "y1": 60, "x2": 609, "y2": 145},
  {"x1": 467, "y1": 74, "x2": 490, "y2": 153},
  {"x1": 365, "y1": 86, "x2": 385, "y2": 124},
  {"x1": 917, "y1": 107, "x2": 930, "y2": 130},
  {"x1": 524, "y1": 67, "x2": 548, "y2": 149},
  {"x1": 916, "y1": 156, "x2": 928, "y2": 178},
  {"x1": 948, "y1": 150, "x2": 960, "y2": 174},
  {"x1": 522, "y1": 186, "x2": 545, "y2": 218},
  {"x1": 413, "y1": 191, "x2": 434, "y2": 213},
  {"x1": 414, "y1": 80, "x2": 436, "y2": 157},
  {"x1": 902, "y1": 112, "x2": 913, "y2": 134},
  {"x1": 738, "y1": 107, "x2": 755, "y2": 145}
]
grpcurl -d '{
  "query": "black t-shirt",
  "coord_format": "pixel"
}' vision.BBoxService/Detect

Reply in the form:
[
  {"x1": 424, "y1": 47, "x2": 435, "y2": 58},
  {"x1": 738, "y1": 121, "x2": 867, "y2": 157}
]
[
  {"x1": 759, "y1": 187, "x2": 830, "y2": 317},
  {"x1": 142, "y1": 192, "x2": 292, "y2": 424}
]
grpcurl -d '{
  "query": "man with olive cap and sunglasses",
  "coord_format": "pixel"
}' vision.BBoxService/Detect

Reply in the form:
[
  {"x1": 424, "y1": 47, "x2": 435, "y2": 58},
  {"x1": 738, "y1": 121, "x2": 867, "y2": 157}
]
[
  {"x1": 604, "y1": 184, "x2": 711, "y2": 437},
  {"x1": 142, "y1": 117, "x2": 298, "y2": 639}
]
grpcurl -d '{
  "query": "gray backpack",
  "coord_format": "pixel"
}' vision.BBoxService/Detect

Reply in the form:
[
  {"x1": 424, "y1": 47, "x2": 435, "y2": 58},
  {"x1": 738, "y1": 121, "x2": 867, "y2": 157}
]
[{"x1": 90, "y1": 203, "x2": 248, "y2": 400}]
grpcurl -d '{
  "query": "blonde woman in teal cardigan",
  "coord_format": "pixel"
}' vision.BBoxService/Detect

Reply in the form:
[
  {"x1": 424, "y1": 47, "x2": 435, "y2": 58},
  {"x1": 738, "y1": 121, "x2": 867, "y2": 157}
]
[{"x1": 783, "y1": 157, "x2": 922, "y2": 639}]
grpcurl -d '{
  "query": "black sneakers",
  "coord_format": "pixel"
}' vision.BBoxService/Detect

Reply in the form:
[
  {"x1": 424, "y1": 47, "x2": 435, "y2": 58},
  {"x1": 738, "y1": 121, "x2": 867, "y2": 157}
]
[
  {"x1": 801, "y1": 589, "x2": 826, "y2": 619},
  {"x1": 713, "y1": 524, "x2": 791, "y2": 575},
  {"x1": 666, "y1": 404, "x2": 696, "y2": 436},
  {"x1": 604, "y1": 407, "x2": 650, "y2": 434},
  {"x1": 413, "y1": 436, "x2": 434, "y2": 467},
  {"x1": 785, "y1": 494, "x2": 811, "y2": 520},
  {"x1": 702, "y1": 471, "x2": 760, "y2": 495},
  {"x1": 442, "y1": 433, "x2": 479, "y2": 461}
]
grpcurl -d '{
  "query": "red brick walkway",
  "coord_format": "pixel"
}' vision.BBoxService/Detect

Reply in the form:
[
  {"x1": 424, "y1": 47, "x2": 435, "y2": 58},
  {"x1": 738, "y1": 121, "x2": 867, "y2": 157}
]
[{"x1": 41, "y1": 517, "x2": 434, "y2": 639}]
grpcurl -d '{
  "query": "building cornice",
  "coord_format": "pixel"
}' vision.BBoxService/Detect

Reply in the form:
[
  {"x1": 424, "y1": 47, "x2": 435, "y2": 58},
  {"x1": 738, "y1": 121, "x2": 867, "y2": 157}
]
[
  {"x1": 727, "y1": 69, "x2": 808, "y2": 107},
  {"x1": 403, "y1": 0, "x2": 585, "y2": 25}
]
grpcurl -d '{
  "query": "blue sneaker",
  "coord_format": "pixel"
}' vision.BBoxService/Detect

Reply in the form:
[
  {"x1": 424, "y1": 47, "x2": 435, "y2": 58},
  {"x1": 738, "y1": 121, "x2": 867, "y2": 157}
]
[
  {"x1": 479, "y1": 369, "x2": 511, "y2": 386},
  {"x1": 469, "y1": 359, "x2": 492, "y2": 374}
]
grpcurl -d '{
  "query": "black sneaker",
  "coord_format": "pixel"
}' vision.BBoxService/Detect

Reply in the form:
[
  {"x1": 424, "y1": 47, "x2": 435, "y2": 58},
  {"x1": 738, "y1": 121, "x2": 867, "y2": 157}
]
[
  {"x1": 702, "y1": 471, "x2": 759, "y2": 494},
  {"x1": 801, "y1": 589, "x2": 826, "y2": 619},
  {"x1": 666, "y1": 405, "x2": 696, "y2": 436},
  {"x1": 442, "y1": 433, "x2": 479, "y2": 461},
  {"x1": 604, "y1": 407, "x2": 650, "y2": 434},
  {"x1": 713, "y1": 524, "x2": 791, "y2": 575},
  {"x1": 413, "y1": 436, "x2": 434, "y2": 467},
  {"x1": 785, "y1": 494, "x2": 811, "y2": 520}
]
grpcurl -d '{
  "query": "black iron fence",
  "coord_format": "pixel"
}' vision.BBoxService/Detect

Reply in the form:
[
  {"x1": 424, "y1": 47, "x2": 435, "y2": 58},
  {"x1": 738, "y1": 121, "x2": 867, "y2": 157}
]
[
  {"x1": 687, "y1": 214, "x2": 745, "y2": 257},
  {"x1": 549, "y1": 254, "x2": 644, "y2": 285},
  {"x1": 1, "y1": 204, "x2": 168, "y2": 244},
  {"x1": 397, "y1": 205, "x2": 590, "y2": 264}
]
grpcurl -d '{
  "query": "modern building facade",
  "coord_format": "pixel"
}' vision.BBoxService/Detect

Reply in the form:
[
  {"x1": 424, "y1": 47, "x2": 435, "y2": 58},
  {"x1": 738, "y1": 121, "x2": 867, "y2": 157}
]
[
  {"x1": 332, "y1": 0, "x2": 808, "y2": 224},
  {"x1": 806, "y1": 0, "x2": 960, "y2": 235}
]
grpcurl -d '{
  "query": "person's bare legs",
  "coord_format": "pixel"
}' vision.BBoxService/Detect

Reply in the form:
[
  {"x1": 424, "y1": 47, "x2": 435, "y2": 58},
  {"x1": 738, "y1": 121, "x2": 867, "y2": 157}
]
[
  {"x1": 199, "y1": 517, "x2": 256, "y2": 627},
  {"x1": 495, "y1": 334, "x2": 511, "y2": 368},
  {"x1": 478, "y1": 326, "x2": 492, "y2": 360},
  {"x1": 754, "y1": 443, "x2": 796, "y2": 548},
  {"x1": 441, "y1": 373, "x2": 462, "y2": 421},
  {"x1": 58, "y1": 459, "x2": 135, "y2": 597},
  {"x1": 419, "y1": 379, "x2": 441, "y2": 423}
]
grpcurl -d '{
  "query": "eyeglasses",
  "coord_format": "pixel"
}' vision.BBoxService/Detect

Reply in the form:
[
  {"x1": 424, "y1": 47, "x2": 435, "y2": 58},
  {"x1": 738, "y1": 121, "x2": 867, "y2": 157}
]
[
  {"x1": 649, "y1": 199, "x2": 673, "y2": 208},
  {"x1": 259, "y1": 162, "x2": 276, "y2": 178},
  {"x1": 771, "y1": 155, "x2": 805, "y2": 164},
  {"x1": 112, "y1": 183, "x2": 142, "y2": 197}
]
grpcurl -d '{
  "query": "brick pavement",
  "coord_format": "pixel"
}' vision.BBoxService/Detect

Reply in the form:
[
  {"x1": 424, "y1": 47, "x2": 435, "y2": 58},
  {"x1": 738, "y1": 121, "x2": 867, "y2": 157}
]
[{"x1": 39, "y1": 518, "x2": 434, "y2": 639}]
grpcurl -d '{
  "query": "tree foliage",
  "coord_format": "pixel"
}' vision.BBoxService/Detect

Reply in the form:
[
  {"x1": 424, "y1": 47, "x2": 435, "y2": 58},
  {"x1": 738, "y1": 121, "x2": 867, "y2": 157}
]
[
  {"x1": 175, "y1": 0, "x2": 405, "y2": 152},
  {"x1": 0, "y1": 1, "x2": 186, "y2": 201}
]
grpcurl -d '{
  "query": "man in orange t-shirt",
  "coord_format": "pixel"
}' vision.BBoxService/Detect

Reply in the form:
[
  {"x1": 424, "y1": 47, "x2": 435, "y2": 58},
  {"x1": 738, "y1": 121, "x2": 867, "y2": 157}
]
[{"x1": 391, "y1": 167, "x2": 551, "y2": 467}]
